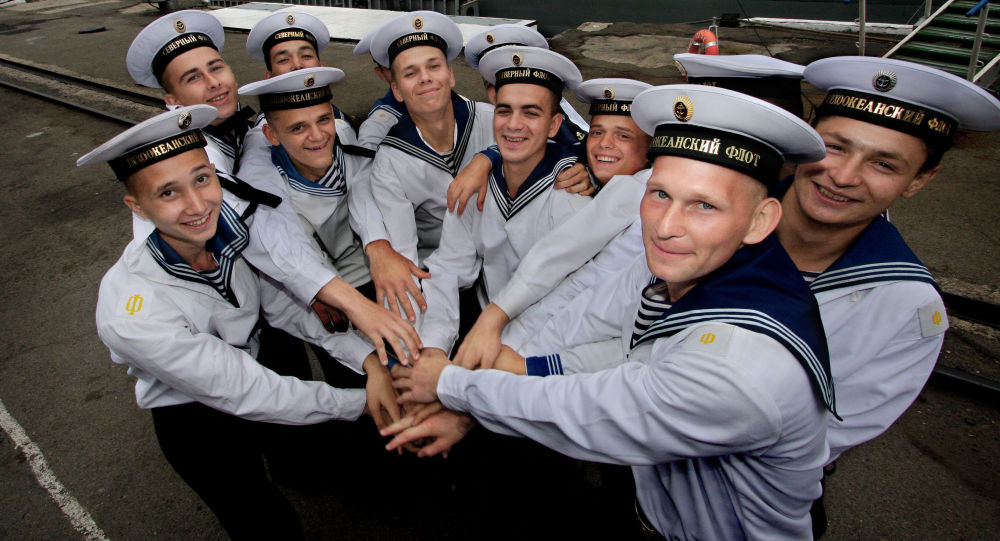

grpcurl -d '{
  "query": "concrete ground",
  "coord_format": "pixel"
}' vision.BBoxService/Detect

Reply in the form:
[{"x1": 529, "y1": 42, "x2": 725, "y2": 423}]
[{"x1": 0, "y1": 1, "x2": 997, "y2": 540}]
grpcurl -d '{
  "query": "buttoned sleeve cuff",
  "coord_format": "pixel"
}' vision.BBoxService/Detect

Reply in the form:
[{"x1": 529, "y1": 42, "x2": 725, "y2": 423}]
[
  {"x1": 437, "y1": 364, "x2": 473, "y2": 412},
  {"x1": 525, "y1": 354, "x2": 564, "y2": 377},
  {"x1": 492, "y1": 277, "x2": 536, "y2": 319},
  {"x1": 319, "y1": 330, "x2": 375, "y2": 374},
  {"x1": 336, "y1": 388, "x2": 368, "y2": 420}
]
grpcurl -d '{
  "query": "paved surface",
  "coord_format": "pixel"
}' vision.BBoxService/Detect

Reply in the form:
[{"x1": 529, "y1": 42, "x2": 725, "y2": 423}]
[{"x1": 0, "y1": 2, "x2": 997, "y2": 540}]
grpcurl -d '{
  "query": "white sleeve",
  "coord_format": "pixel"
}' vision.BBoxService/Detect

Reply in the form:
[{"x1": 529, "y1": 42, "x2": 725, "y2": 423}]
[
  {"x1": 418, "y1": 209, "x2": 482, "y2": 353},
  {"x1": 358, "y1": 108, "x2": 400, "y2": 150},
  {"x1": 338, "y1": 120, "x2": 388, "y2": 247},
  {"x1": 97, "y1": 301, "x2": 365, "y2": 425},
  {"x1": 242, "y1": 199, "x2": 338, "y2": 304},
  {"x1": 438, "y1": 328, "x2": 783, "y2": 465},
  {"x1": 370, "y1": 150, "x2": 422, "y2": 264},
  {"x1": 493, "y1": 170, "x2": 647, "y2": 317},
  {"x1": 824, "y1": 283, "x2": 946, "y2": 460},
  {"x1": 257, "y1": 275, "x2": 374, "y2": 374}
]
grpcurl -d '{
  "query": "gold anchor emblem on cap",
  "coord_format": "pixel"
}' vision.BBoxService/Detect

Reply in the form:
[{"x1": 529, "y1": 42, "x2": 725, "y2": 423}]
[
  {"x1": 512, "y1": 52, "x2": 522, "y2": 66},
  {"x1": 872, "y1": 69, "x2": 897, "y2": 92},
  {"x1": 304, "y1": 75, "x2": 315, "y2": 87},
  {"x1": 603, "y1": 87, "x2": 615, "y2": 100},
  {"x1": 485, "y1": 33, "x2": 495, "y2": 44},
  {"x1": 286, "y1": 13, "x2": 295, "y2": 25},
  {"x1": 413, "y1": 16, "x2": 423, "y2": 30},
  {"x1": 177, "y1": 111, "x2": 192, "y2": 129},
  {"x1": 173, "y1": 19, "x2": 186, "y2": 33},
  {"x1": 673, "y1": 96, "x2": 694, "y2": 122}
]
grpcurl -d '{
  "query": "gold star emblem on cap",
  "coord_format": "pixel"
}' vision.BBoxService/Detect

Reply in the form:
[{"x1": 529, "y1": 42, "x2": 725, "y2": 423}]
[
  {"x1": 286, "y1": 14, "x2": 295, "y2": 25},
  {"x1": 603, "y1": 87, "x2": 615, "y2": 100},
  {"x1": 872, "y1": 69, "x2": 897, "y2": 92},
  {"x1": 177, "y1": 111, "x2": 192, "y2": 129},
  {"x1": 512, "y1": 52, "x2": 522, "y2": 67},
  {"x1": 673, "y1": 96, "x2": 694, "y2": 122},
  {"x1": 174, "y1": 19, "x2": 186, "y2": 33},
  {"x1": 413, "y1": 16, "x2": 423, "y2": 30},
  {"x1": 485, "y1": 33, "x2": 495, "y2": 44},
  {"x1": 304, "y1": 75, "x2": 315, "y2": 87}
]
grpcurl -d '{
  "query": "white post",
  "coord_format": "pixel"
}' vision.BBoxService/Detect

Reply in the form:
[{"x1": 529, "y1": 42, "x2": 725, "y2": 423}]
[{"x1": 859, "y1": 0, "x2": 867, "y2": 56}]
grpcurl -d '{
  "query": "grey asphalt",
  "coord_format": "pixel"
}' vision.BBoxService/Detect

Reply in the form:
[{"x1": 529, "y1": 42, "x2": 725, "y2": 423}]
[{"x1": 0, "y1": 1, "x2": 997, "y2": 540}]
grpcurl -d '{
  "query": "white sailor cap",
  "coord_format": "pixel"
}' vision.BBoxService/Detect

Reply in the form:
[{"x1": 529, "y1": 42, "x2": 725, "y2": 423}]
[
  {"x1": 368, "y1": 11, "x2": 463, "y2": 68},
  {"x1": 632, "y1": 84, "x2": 825, "y2": 189},
  {"x1": 246, "y1": 9, "x2": 330, "y2": 63},
  {"x1": 674, "y1": 53, "x2": 805, "y2": 79},
  {"x1": 806, "y1": 56, "x2": 1000, "y2": 146},
  {"x1": 478, "y1": 46, "x2": 582, "y2": 95},
  {"x1": 353, "y1": 18, "x2": 394, "y2": 67},
  {"x1": 464, "y1": 24, "x2": 548, "y2": 69},
  {"x1": 576, "y1": 78, "x2": 652, "y2": 117},
  {"x1": 673, "y1": 54, "x2": 805, "y2": 116},
  {"x1": 126, "y1": 10, "x2": 225, "y2": 88},
  {"x1": 76, "y1": 105, "x2": 217, "y2": 181},
  {"x1": 239, "y1": 66, "x2": 344, "y2": 111}
]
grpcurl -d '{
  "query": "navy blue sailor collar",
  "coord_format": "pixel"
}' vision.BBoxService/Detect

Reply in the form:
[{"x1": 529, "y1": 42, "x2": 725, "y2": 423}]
[
  {"x1": 773, "y1": 176, "x2": 938, "y2": 294},
  {"x1": 554, "y1": 105, "x2": 588, "y2": 161},
  {"x1": 145, "y1": 201, "x2": 250, "y2": 307},
  {"x1": 632, "y1": 235, "x2": 837, "y2": 415},
  {"x1": 203, "y1": 105, "x2": 256, "y2": 173},
  {"x1": 270, "y1": 141, "x2": 347, "y2": 198},
  {"x1": 488, "y1": 141, "x2": 577, "y2": 220},
  {"x1": 382, "y1": 91, "x2": 478, "y2": 176}
]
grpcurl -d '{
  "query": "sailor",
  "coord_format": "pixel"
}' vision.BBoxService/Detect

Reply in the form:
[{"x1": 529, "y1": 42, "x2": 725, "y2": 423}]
[
  {"x1": 127, "y1": 10, "x2": 250, "y2": 176},
  {"x1": 445, "y1": 24, "x2": 597, "y2": 215},
  {"x1": 126, "y1": 10, "x2": 422, "y2": 365},
  {"x1": 464, "y1": 23, "x2": 590, "y2": 132},
  {"x1": 784, "y1": 56, "x2": 1000, "y2": 534},
  {"x1": 365, "y1": 11, "x2": 495, "y2": 321},
  {"x1": 389, "y1": 84, "x2": 835, "y2": 540},
  {"x1": 239, "y1": 67, "x2": 371, "y2": 297},
  {"x1": 81, "y1": 105, "x2": 398, "y2": 540},
  {"x1": 454, "y1": 77, "x2": 651, "y2": 368},
  {"x1": 417, "y1": 46, "x2": 588, "y2": 358}
]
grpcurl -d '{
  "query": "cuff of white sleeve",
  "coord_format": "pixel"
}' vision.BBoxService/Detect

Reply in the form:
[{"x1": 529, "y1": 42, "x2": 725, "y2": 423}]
[
  {"x1": 319, "y1": 330, "x2": 374, "y2": 374},
  {"x1": 341, "y1": 388, "x2": 368, "y2": 420},
  {"x1": 437, "y1": 364, "x2": 471, "y2": 412},
  {"x1": 493, "y1": 279, "x2": 534, "y2": 320}
]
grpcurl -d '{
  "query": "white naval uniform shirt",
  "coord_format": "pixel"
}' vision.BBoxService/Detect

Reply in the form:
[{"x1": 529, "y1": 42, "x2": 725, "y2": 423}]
[
  {"x1": 96, "y1": 228, "x2": 374, "y2": 424},
  {"x1": 437, "y1": 251, "x2": 829, "y2": 540},
  {"x1": 241, "y1": 112, "x2": 389, "y2": 251},
  {"x1": 133, "y1": 141, "x2": 339, "y2": 306},
  {"x1": 495, "y1": 168, "x2": 649, "y2": 322},
  {"x1": 238, "y1": 117, "x2": 374, "y2": 288},
  {"x1": 369, "y1": 95, "x2": 495, "y2": 266},
  {"x1": 807, "y1": 217, "x2": 948, "y2": 462},
  {"x1": 418, "y1": 143, "x2": 587, "y2": 353}
]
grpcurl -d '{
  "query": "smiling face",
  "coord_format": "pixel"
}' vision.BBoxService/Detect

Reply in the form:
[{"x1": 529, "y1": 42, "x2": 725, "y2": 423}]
[
  {"x1": 493, "y1": 83, "x2": 562, "y2": 168},
  {"x1": 586, "y1": 114, "x2": 651, "y2": 185},
  {"x1": 161, "y1": 47, "x2": 238, "y2": 126},
  {"x1": 123, "y1": 149, "x2": 223, "y2": 263},
  {"x1": 788, "y1": 115, "x2": 938, "y2": 230},
  {"x1": 266, "y1": 39, "x2": 323, "y2": 77},
  {"x1": 262, "y1": 102, "x2": 337, "y2": 182},
  {"x1": 389, "y1": 46, "x2": 455, "y2": 116},
  {"x1": 640, "y1": 155, "x2": 780, "y2": 301}
]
